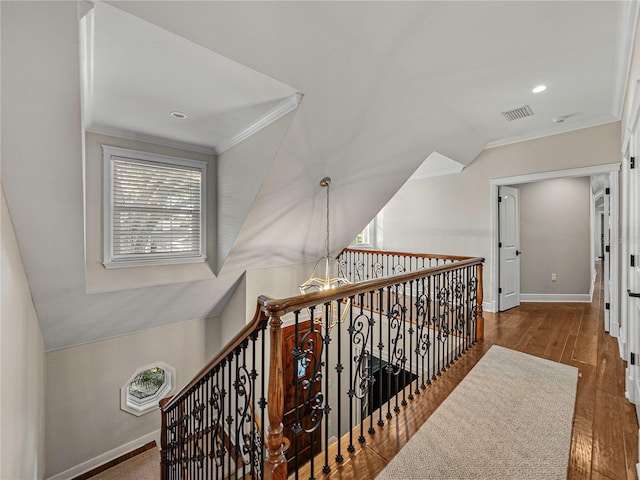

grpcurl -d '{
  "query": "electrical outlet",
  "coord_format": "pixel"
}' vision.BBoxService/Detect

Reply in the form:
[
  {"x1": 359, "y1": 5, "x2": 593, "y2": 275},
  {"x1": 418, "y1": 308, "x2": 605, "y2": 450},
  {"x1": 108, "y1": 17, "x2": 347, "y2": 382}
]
[{"x1": 551, "y1": 273, "x2": 557, "y2": 282}]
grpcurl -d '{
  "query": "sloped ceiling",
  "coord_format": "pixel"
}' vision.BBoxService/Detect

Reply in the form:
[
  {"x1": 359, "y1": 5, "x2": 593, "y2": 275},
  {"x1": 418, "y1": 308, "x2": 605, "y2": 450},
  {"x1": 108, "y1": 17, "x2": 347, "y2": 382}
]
[{"x1": 1, "y1": 1, "x2": 635, "y2": 350}]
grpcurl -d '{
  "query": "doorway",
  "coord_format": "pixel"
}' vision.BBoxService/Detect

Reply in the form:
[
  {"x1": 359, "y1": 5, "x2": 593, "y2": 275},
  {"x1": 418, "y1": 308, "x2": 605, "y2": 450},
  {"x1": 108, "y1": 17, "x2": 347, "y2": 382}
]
[{"x1": 490, "y1": 164, "x2": 619, "y2": 314}]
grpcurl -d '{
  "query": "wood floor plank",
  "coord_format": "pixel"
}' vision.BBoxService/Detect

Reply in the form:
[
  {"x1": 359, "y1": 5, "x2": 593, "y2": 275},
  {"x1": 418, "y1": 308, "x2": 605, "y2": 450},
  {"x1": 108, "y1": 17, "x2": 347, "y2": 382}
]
[
  {"x1": 568, "y1": 414, "x2": 594, "y2": 480},
  {"x1": 592, "y1": 391, "x2": 628, "y2": 479}
]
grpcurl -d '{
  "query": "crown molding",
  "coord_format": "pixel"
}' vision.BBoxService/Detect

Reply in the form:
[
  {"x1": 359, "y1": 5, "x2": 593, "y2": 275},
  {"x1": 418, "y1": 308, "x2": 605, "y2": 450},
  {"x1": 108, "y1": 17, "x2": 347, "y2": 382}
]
[
  {"x1": 86, "y1": 126, "x2": 216, "y2": 155},
  {"x1": 483, "y1": 117, "x2": 619, "y2": 150},
  {"x1": 612, "y1": 0, "x2": 640, "y2": 119},
  {"x1": 215, "y1": 93, "x2": 302, "y2": 155}
]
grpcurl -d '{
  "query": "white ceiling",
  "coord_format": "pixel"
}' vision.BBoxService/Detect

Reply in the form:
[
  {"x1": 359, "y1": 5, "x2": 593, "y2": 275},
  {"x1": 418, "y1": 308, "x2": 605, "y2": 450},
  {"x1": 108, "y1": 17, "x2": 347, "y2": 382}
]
[
  {"x1": 2, "y1": 1, "x2": 637, "y2": 351},
  {"x1": 82, "y1": 3, "x2": 300, "y2": 154},
  {"x1": 107, "y1": 0, "x2": 633, "y2": 163}
]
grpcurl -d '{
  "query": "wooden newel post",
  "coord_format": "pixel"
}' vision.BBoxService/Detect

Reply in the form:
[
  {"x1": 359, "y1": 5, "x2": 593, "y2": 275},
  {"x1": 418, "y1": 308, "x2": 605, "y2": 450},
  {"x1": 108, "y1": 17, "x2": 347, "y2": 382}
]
[
  {"x1": 159, "y1": 397, "x2": 170, "y2": 480},
  {"x1": 265, "y1": 314, "x2": 288, "y2": 480},
  {"x1": 476, "y1": 263, "x2": 484, "y2": 341}
]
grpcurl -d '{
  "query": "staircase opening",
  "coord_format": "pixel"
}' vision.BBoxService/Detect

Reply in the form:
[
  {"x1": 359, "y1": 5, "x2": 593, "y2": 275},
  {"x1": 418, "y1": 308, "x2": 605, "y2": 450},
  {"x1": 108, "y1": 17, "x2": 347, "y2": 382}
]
[{"x1": 366, "y1": 356, "x2": 418, "y2": 417}]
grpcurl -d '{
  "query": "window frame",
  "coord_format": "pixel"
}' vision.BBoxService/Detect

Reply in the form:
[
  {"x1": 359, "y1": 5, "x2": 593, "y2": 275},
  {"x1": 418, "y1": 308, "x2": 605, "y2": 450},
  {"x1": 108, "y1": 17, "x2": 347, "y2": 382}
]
[
  {"x1": 120, "y1": 362, "x2": 176, "y2": 416},
  {"x1": 102, "y1": 145, "x2": 207, "y2": 269},
  {"x1": 350, "y1": 212, "x2": 384, "y2": 250}
]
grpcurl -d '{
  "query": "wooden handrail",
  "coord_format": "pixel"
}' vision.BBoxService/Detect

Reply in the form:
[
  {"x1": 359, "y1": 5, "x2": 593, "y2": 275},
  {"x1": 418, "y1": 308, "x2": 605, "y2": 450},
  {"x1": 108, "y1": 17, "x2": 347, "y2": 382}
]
[
  {"x1": 261, "y1": 257, "x2": 484, "y2": 317},
  {"x1": 162, "y1": 299, "x2": 269, "y2": 412},
  {"x1": 163, "y1": 256, "x2": 483, "y2": 411}
]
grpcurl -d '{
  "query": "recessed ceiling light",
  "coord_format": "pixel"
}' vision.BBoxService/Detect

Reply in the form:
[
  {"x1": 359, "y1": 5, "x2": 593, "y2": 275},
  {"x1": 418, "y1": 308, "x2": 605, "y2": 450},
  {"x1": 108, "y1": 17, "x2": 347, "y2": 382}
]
[
  {"x1": 532, "y1": 85, "x2": 547, "y2": 94},
  {"x1": 170, "y1": 111, "x2": 187, "y2": 120}
]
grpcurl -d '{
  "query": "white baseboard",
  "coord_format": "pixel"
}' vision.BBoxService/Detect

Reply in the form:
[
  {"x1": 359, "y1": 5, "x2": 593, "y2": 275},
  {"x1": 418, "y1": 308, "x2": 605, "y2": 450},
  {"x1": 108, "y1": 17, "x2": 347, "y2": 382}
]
[
  {"x1": 482, "y1": 301, "x2": 496, "y2": 313},
  {"x1": 610, "y1": 321, "x2": 620, "y2": 338},
  {"x1": 520, "y1": 293, "x2": 592, "y2": 303},
  {"x1": 618, "y1": 336, "x2": 627, "y2": 360},
  {"x1": 46, "y1": 429, "x2": 159, "y2": 480}
]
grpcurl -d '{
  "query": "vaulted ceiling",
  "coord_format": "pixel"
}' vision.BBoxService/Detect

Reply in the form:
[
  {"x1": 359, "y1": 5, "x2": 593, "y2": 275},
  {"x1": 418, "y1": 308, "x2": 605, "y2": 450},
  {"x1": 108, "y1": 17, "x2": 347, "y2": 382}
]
[{"x1": 1, "y1": 1, "x2": 636, "y2": 350}]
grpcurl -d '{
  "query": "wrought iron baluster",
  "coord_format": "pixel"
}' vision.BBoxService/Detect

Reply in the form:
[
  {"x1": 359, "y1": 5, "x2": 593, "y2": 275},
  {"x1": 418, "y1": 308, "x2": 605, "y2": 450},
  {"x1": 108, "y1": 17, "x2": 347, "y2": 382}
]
[
  {"x1": 347, "y1": 297, "x2": 355, "y2": 453},
  {"x1": 377, "y1": 287, "x2": 384, "y2": 427},
  {"x1": 368, "y1": 290, "x2": 375, "y2": 434},
  {"x1": 385, "y1": 285, "x2": 392, "y2": 420},
  {"x1": 336, "y1": 299, "x2": 344, "y2": 463},
  {"x1": 204, "y1": 373, "x2": 209, "y2": 480},
  {"x1": 220, "y1": 359, "x2": 226, "y2": 480},
  {"x1": 408, "y1": 279, "x2": 415, "y2": 402},
  {"x1": 401, "y1": 282, "x2": 407, "y2": 407},
  {"x1": 260, "y1": 321, "x2": 266, "y2": 480},
  {"x1": 434, "y1": 272, "x2": 441, "y2": 380},
  {"x1": 227, "y1": 354, "x2": 233, "y2": 479},
  {"x1": 293, "y1": 310, "x2": 301, "y2": 480},
  {"x1": 425, "y1": 275, "x2": 432, "y2": 387},
  {"x1": 323, "y1": 303, "x2": 331, "y2": 474},
  {"x1": 250, "y1": 333, "x2": 257, "y2": 479},
  {"x1": 188, "y1": 391, "x2": 193, "y2": 478}
]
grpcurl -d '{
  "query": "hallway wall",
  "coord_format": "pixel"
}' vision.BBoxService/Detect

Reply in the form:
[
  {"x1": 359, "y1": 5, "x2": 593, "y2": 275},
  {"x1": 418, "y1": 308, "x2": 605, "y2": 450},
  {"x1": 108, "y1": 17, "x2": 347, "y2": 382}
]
[
  {"x1": 382, "y1": 121, "x2": 621, "y2": 310},
  {"x1": 1, "y1": 190, "x2": 46, "y2": 479},
  {"x1": 518, "y1": 177, "x2": 591, "y2": 297}
]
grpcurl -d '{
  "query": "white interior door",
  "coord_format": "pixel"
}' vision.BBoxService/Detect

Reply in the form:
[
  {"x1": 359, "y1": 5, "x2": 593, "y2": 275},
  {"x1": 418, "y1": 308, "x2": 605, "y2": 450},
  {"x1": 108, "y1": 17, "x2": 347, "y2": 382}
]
[
  {"x1": 627, "y1": 143, "x2": 640, "y2": 407},
  {"x1": 499, "y1": 186, "x2": 520, "y2": 311},
  {"x1": 620, "y1": 148, "x2": 630, "y2": 360},
  {"x1": 604, "y1": 187, "x2": 611, "y2": 332}
]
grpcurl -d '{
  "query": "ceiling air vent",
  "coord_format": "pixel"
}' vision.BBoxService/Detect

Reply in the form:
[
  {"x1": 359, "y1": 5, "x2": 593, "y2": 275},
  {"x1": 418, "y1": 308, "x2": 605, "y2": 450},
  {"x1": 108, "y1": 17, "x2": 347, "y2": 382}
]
[{"x1": 502, "y1": 105, "x2": 534, "y2": 121}]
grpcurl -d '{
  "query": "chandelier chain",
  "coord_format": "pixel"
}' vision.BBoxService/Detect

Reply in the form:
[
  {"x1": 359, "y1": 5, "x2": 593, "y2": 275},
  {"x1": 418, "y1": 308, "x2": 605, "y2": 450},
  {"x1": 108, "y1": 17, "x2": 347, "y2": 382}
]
[{"x1": 325, "y1": 180, "x2": 330, "y2": 259}]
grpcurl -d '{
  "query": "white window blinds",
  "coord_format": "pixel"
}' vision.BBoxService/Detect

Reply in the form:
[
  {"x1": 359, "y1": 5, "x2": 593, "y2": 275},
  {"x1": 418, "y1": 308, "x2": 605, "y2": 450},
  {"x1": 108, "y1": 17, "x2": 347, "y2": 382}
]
[{"x1": 103, "y1": 146, "x2": 207, "y2": 268}]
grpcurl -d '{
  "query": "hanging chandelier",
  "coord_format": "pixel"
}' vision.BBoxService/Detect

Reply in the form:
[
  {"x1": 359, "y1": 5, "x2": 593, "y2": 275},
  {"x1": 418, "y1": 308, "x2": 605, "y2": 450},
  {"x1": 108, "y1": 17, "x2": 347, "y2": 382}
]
[{"x1": 299, "y1": 177, "x2": 351, "y2": 329}]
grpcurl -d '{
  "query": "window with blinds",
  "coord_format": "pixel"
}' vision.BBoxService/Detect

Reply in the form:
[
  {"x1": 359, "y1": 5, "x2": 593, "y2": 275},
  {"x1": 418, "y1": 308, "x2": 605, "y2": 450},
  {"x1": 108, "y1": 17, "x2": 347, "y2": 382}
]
[{"x1": 103, "y1": 146, "x2": 207, "y2": 268}]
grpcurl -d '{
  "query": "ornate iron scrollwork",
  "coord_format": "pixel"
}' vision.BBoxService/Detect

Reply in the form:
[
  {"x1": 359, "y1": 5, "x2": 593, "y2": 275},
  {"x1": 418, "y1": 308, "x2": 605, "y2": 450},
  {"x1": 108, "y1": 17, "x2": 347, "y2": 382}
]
[{"x1": 349, "y1": 311, "x2": 374, "y2": 399}]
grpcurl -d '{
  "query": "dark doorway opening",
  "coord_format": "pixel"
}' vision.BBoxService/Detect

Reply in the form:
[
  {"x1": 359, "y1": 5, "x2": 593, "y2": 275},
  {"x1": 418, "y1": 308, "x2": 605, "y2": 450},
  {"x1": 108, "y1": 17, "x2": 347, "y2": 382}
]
[{"x1": 367, "y1": 355, "x2": 418, "y2": 416}]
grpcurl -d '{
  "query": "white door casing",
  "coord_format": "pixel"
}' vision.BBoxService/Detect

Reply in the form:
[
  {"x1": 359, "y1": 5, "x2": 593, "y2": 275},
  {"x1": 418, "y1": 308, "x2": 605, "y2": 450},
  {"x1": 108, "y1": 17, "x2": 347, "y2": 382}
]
[
  {"x1": 609, "y1": 170, "x2": 620, "y2": 339},
  {"x1": 499, "y1": 186, "x2": 520, "y2": 311},
  {"x1": 604, "y1": 186, "x2": 611, "y2": 332},
  {"x1": 628, "y1": 135, "x2": 640, "y2": 407},
  {"x1": 620, "y1": 144, "x2": 630, "y2": 360}
]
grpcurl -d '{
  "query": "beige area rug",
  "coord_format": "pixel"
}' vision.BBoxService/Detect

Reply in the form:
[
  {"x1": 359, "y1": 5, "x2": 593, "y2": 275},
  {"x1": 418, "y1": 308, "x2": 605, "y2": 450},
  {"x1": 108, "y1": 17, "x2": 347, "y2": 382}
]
[{"x1": 376, "y1": 345, "x2": 578, "y2": 480}]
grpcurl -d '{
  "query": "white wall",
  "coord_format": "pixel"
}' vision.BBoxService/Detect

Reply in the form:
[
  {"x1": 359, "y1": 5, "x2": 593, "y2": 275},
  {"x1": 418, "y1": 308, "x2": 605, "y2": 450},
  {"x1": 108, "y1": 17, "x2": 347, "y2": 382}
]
[
  {"x1": 382, "y1": 121, "x2": 621, "y2": 309},
  {"x1": 45, "y1": 320, "x2": 206, "y2": 479},
  {"x1": 1, "y1": 190, "x2": 46, "y2": 479},
  {"x1": 518, "y1": 177, "x2": 591, "y2": 295}
]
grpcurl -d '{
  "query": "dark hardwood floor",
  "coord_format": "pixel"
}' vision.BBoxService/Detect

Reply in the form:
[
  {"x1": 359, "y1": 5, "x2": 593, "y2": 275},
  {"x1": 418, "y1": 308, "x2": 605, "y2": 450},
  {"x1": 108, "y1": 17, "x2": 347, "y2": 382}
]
[{"x1": 297, "y1": 264, "x2": 638, "y2": 479}]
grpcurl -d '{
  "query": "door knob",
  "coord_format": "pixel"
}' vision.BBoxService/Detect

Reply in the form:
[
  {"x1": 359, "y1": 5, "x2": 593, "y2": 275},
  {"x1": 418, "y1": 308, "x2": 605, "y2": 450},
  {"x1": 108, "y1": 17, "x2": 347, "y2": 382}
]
[{"x1": 516, "y1": 250, "x2": 522, "y2": 256}]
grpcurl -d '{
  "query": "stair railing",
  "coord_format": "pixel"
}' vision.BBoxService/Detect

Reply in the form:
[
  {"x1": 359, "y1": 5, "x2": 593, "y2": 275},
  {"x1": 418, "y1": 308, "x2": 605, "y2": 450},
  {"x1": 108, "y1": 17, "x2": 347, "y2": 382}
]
[{"x1": 160, "y1": 251, "x2": 484, "y2": 480}]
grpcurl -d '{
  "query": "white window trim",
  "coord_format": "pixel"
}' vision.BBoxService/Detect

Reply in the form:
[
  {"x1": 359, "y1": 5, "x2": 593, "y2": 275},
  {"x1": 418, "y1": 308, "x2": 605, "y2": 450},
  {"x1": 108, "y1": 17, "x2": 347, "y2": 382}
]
[
  {"x1": 102, "y1": 145, "x2": 207, "y2": 269},
  {"x1": 120, "y1": 362, "x2": 176, "y2": 416},
  {"x1": 350, "y1": 213, "x2": 383, "y2": 250}
]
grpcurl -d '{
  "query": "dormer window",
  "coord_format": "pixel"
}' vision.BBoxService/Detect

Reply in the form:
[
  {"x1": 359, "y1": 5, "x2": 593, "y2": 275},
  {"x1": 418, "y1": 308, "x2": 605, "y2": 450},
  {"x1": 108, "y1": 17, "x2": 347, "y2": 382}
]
[{"x1": 102, "y1": 145, "x2": 207, "y2": 268}]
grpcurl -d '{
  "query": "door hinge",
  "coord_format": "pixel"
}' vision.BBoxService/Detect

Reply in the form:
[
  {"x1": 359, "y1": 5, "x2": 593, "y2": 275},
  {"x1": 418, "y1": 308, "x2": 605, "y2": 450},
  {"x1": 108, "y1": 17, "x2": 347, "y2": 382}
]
[
  {"x1": 499, "y1": 242, "x2": 502, "y2": 248},
  {"x1": 632, "y1": 254, "x2": 636, "y2": 268},
  {"x1": 605, "y1": 245, "x2": 610, "y2": 253},
  {"x1": 605, "y1": 302, "x2": 610, "y2": 310},
  {"x1": 631, "y1": 352, "x2": 636, "y2": 365},
  {"x1": 631, "y1": 157, "x2": 636, "y2": 169},
  {"x1": 498, "y1": 196, "x2": 502, "y2": 203},
  {"x1": 499, "y1": 287, "x2": 503, "y2": 293},
  {"x1": 605, "y1": 187, "x2": 610, "y2": 195}
]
